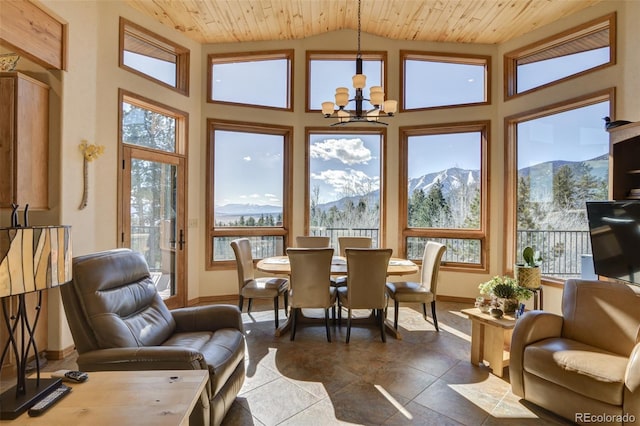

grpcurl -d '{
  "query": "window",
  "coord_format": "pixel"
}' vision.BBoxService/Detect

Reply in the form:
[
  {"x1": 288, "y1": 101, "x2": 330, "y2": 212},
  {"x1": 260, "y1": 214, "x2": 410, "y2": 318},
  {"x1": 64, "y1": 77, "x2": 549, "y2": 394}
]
[
  {"x1": 208, "y1": 51, "x2": 293, "y2": 110},
  {"x1": 505, "y1": 14, "x2": 615, "y2": 98},
  {"x1": 400, "y1": 122, "x2": 489, "y2": 270},
  {"x1": 306, "y1": 128, "x2": 385, "y2": 248},
  {"x1": 207, "y1": 120, "x2": 292, "y2": 268},
  {"x1": 505, "y1": 90, "x2": 612, "y2": 280},
  {"x1": 119, "y1": 18, "x2": 190, "y2": 95},
  {"x1": 401, "y1": 51, "x2": 490, "y2": 110},
  {"x1": 307, "y1": 51, "x2": 387, "y2": 112}
]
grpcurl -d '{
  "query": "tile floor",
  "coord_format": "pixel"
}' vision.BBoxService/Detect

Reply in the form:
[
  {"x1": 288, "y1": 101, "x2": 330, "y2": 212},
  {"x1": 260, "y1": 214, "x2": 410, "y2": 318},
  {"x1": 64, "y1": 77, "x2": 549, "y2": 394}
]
[{"x1": 44, "y1": 300, "x2": 574, "y2": 425}]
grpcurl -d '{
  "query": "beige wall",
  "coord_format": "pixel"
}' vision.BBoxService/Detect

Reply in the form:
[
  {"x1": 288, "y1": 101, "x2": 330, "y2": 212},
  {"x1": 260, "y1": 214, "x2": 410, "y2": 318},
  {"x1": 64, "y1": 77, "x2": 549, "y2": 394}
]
[{"x1": 6, "y1": 0, "x2": 634, "y2": 351}]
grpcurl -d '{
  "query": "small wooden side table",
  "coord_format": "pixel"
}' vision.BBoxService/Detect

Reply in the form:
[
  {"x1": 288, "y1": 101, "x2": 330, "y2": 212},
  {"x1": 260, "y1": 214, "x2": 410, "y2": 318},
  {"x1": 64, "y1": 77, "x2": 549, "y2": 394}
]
[{"x1": 462, "y1": 308, "x2": 517, "y2": 377}]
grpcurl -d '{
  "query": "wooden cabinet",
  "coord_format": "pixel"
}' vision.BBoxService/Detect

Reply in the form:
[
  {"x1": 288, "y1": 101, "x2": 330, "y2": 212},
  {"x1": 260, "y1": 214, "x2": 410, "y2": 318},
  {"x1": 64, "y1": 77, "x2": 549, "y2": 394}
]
[
  {"x1": 607, "y1": 121, "x2": 640, "y2": 200},
  {"x1": 0, "y1": 72, "x2": 49, "y2": 210}
]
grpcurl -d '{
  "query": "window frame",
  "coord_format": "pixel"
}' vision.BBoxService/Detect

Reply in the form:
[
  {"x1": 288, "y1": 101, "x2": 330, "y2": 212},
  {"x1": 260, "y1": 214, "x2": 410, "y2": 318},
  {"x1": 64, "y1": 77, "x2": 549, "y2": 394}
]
[
  {"x1": 207, "y1": 50, "x2": 294, "y2": 111},
  {"x1": 304, "y1": 126, "x2": 387, "y2": 246},
  {"x1": 503, "y1": 88, "x2": 615, "y2": 285},
  {"x1": 119, "y1": 17, "x2": 190, "y2": 96},
  {"x1": 504, "y1": 13, "x2": 616, "y2": 100},
  {"x1": 400, "y1": 50, "x2": 491, "y2": 112},
  {"x1": 206, "y1": 119, "x2": 293, "y2": 270},
  {"x1": 399, "y1": 121, "x2": 490, "y2": 271},
  {"x1": 306, "y1": 51, "x2": 388, "y2": 113}
]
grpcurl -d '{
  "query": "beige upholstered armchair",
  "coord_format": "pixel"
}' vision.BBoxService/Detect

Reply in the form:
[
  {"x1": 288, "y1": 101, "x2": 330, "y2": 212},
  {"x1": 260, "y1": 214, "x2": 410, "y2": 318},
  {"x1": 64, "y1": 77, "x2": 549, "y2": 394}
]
[
  {"x1": 60, "y1": 249, "x2": 246, "y2": 426},
  {"x1": 510, "y1": 279, "x2": 640, "y2": 425}
]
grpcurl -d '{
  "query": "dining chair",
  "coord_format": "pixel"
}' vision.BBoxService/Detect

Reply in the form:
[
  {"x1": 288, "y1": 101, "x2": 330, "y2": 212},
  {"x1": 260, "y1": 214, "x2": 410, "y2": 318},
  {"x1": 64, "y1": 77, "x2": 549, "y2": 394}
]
[
  {"x1": 286, "y1": 247, "x2": 336, "y2": 342},
  {"x1": 338, "y1": 248, "x2": 392, "y2": 343},
  {"x1": 338, "y1": 236, "x2": 372, "y2": 256},
  {"x1": 333, "y1": 236, "x2": 373, "y2": 287},
  {"x1": 385, "y1": 241, "x2": 446, "y2": 331},
  {"x1": 230, "y1": 238, "x2": 289, "y2": 328},
  {"x1": 295, "y1": 235, "x2": 331, "y2": 248}
]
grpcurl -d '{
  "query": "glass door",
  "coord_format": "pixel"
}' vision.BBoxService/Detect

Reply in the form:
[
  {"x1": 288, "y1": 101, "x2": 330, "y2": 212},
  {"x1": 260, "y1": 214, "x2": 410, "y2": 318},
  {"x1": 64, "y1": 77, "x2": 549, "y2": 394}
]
[{"x1": 121, "y1": 147, "x2": 186, "y2": 308}]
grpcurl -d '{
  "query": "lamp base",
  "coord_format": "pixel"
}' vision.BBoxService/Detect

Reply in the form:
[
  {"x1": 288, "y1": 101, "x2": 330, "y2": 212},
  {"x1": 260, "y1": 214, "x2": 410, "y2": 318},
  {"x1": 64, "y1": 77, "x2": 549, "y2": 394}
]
[{"x1": 0, "y1": 377, "x2": 62, "y2": 420}]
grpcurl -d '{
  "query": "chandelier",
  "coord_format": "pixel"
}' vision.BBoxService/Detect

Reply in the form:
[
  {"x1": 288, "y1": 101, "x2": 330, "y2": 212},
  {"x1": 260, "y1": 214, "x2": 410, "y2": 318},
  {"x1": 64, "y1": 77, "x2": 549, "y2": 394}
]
[{"x1": 321, "y1": 0, "x2": 397, "y2": 125}]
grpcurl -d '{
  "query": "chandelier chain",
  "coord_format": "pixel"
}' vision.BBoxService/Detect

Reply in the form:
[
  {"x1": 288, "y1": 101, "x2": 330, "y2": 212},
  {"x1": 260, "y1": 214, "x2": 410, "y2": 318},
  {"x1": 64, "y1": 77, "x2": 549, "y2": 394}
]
[{"x1": 357, "y1": 0, "x2": 361, "y2": 58}]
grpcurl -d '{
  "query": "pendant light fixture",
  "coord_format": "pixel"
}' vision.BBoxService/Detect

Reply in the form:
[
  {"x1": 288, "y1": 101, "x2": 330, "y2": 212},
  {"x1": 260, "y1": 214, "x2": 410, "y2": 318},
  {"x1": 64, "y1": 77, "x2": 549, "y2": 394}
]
[{"x1": 321, "y1": 0, "x2": 397, "y2": 125}]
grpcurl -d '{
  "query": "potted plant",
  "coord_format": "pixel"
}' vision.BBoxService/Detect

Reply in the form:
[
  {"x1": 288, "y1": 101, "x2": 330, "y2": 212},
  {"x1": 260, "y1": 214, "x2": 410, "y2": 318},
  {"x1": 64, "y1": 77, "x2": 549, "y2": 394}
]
[
  {"x1": 478, "y1": 275, "x2": 533, "y2": 314},
  {"x1": 515, "y1": 246, "x2": 542, "y2": 289}
]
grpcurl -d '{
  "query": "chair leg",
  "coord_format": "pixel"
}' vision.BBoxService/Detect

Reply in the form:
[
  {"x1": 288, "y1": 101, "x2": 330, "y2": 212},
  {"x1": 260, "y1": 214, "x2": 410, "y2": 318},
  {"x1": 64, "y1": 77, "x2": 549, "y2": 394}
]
[
  {"x1": 247, "y1": 298, "x2": 253, "y2": 313},
  {"x1": 379, "y1": 309, "x2": 386, "y2": 343},
  {"x1": 346, "y1": 308, "x2": 352, "y2": 343},
  {"x1": 238, "y1": 295, "x2": 244, "y2": 312},
  {"x1": 337, "y1": 299, "x2": 342, "y2": 325},
  {"x1": 290, "y1": 308, "x2": 298, "y2": 341},
  {"x1": 273, "y1": 296, "x2": 279, "y2": 329},
  {"x1": 431, "y1": 300, "x2": 439, "y2": 332},
  {"x1": 284, "y1": 291, "x2": 289, "y2": 317},
  {"x1": 325, "y1": 308, "x2": 332, "y2": 342},
  {"x1": 393, "y1": 300, "x2": 399, "y2": 330},
  {"x1": 422, "y1": 302, "x2": 427, "y2": 319}
]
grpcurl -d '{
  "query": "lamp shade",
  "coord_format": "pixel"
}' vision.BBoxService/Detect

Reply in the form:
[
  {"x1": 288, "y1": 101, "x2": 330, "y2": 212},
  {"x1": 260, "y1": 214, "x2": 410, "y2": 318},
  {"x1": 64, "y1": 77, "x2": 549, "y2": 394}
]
[{"x1": 0, "y1": 226, "x2": 72, "y2": 297}]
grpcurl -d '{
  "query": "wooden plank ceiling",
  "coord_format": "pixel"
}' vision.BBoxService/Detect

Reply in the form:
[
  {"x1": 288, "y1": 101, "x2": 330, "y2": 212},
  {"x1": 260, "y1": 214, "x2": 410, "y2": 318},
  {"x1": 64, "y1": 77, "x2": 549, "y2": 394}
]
[{"x1": 125, "y1": 0, "x2": 603, "y2": 45}]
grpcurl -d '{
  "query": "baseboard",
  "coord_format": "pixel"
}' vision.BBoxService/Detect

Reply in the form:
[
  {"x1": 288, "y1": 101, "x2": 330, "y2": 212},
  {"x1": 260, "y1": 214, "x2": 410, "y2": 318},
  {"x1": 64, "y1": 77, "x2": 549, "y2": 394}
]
[
  {"x1": 436, "y1": 295, "x2": 475, "y2": 304},
  {"x1": 188, "y1": 294, "x2": 238, "y2": 306},
  {"x1": 45, "y1": 345, "x2": 76, "y2": 361}
]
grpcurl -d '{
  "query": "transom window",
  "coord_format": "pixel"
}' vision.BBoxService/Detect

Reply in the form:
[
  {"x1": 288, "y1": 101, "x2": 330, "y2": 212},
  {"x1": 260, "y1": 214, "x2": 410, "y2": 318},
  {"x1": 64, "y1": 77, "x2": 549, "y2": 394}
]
[
  {"x1": 307, "y1": 51, "x2": 387, "y2": 112},
  {"x1": 400, "y1": 122, "x2": 489, "y2": 270},
  {"x1": 207, "y1": 120, "x2": 292, "y2": 268},
  {"x1": 208, "y1": 51, "x2": 293, "y2": 110},
  {"x1": 401, "y1": 51, "x2": 490, "y2": 110},
  {"x1": 119, "y1": 18, "x2": 190, "y2": 95},
  {"x1": 505, "y1": 14, "x2": 615, "y2": 98}
]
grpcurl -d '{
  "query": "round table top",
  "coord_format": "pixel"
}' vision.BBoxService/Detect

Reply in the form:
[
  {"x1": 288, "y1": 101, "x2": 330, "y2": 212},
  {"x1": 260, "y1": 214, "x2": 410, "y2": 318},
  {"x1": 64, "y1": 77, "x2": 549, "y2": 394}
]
[{"x1": 256, "y1": 255, "x2": 418, "y2": 276}]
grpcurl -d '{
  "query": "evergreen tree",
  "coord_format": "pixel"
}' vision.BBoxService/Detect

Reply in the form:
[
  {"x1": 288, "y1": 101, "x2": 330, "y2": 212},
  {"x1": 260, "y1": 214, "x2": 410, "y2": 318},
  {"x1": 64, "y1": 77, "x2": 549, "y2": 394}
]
[
  {"x1": 553, "y1": 165, "x2": 576, "y2": 210},
  {"x1": 424, "y1": 179, "x2": 452, "y2": 228},
  {"x1": 463, "y1": 189, "x2": 481, "y2": 228},
  {"x1": 517, "y1": 176, "x2": 538, "y2": 229}
]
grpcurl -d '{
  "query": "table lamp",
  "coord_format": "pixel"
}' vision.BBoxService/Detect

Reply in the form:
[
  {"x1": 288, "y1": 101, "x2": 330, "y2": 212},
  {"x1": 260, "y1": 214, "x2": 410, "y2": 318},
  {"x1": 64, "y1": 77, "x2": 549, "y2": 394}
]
[{"x1": 0, "y1": 225, "x2": 72, "y2": 419}]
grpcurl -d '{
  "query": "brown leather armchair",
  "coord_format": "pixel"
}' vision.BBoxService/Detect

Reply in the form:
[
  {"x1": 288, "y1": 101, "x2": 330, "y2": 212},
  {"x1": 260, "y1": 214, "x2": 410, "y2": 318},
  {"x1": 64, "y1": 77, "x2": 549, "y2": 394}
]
[
  {"x1": 510, "y1": 279, "x2": 640, "y2": 425},
  {"x1": 60, "y1": 249, "x2": 245, "y2": 426}
]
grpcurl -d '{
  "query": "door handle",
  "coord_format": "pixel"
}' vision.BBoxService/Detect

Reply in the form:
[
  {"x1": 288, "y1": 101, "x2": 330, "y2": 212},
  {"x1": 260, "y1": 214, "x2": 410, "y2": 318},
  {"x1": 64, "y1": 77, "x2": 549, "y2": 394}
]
[{"x1": 178, "y1": 229, "x2": 185, "y2": 250}]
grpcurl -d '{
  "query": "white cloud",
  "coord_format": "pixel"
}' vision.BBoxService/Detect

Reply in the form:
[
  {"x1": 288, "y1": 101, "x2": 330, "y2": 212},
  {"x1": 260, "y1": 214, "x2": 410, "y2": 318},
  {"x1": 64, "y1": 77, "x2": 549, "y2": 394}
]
[
  {"x1": 243, "y1": 156, "x2": 252, "y2": 161},
  {"x1": 310, "y1": 138, "x2": 372, "y2": 165},
  {"x1": 311, "y1": 169, "x2": 379, "y2": 195}
]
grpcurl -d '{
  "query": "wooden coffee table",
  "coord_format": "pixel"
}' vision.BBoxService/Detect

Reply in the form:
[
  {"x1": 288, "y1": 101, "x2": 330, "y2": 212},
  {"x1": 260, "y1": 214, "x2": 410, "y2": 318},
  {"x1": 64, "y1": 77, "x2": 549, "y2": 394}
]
[
  {"x1": 462, "y1": 308, "x2": 517, "y2": 377},
  {"x1": 10, "y1": 370, "x2": 208, "y2": 425}
]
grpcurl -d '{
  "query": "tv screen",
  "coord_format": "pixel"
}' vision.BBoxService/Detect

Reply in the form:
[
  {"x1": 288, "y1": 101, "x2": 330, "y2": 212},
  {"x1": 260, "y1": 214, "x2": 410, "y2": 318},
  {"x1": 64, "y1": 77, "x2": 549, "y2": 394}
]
[{"x1": 586, "y1": 201, "x2": 640, "y2": 285}]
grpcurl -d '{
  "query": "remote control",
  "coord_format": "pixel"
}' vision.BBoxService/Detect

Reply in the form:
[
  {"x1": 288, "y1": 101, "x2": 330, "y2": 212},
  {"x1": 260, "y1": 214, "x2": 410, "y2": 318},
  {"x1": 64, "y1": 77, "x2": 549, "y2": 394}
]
[
  {"x1": 51, "y1": 369, "x2": 89, "y2": 383},
  {"x1": 28, "y1": 384, "x2": 71, "y2": 417}
]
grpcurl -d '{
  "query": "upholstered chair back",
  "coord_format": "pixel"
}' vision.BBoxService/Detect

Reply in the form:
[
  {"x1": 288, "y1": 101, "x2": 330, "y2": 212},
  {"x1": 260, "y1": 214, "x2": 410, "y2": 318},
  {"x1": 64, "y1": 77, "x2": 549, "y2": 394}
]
[
  {"x1": 60, "y1": 248, "x2": 176, "y2": 354},
  {"x1": 230, "y1": 238, "x2": 256, "y2": 289},
  {"x1": 561, "y1": 279, "x2": 640, "y2": 356},
  {"x1": 287, "y1": 248, "x2": 334, "y2": 308},
  {"x1": 295, "y1": 235, "x2": 331, "y2": 248},
  {"x1": 338, "y1": 236, "x2": 372, "y2": 256},
  {"x1": 420, "y1": 242, "x2": 447, "y2": 294},
  {"x1": 345, "y1": 248, "x2": 392, "y2": 309}
]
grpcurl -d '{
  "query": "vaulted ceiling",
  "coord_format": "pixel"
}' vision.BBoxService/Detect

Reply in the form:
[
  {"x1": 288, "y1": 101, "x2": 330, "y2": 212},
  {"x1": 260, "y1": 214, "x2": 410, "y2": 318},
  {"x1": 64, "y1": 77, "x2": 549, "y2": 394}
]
[{"x1": 125, "y1": 0, "x2": 603, "y2": 45}]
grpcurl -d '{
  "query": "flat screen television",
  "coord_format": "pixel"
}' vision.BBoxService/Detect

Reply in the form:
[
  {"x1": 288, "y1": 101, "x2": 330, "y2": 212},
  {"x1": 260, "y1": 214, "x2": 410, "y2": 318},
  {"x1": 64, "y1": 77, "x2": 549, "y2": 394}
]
[{"x1": 586, "y1": 200, "x2": 640, "y2": 285}]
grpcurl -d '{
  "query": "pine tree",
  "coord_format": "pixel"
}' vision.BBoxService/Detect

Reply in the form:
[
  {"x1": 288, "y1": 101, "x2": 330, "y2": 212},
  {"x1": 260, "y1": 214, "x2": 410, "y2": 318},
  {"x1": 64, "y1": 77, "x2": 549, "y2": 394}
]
[{"x1": 553, "y1": 165, "x2": 576, "y2": 210}]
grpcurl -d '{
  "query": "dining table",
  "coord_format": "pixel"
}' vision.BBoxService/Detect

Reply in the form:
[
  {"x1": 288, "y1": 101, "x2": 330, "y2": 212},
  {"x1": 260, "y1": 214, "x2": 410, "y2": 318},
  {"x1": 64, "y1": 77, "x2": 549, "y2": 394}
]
[{"x1": 256, "y1": 254, "x2": 419, "y2": 339}]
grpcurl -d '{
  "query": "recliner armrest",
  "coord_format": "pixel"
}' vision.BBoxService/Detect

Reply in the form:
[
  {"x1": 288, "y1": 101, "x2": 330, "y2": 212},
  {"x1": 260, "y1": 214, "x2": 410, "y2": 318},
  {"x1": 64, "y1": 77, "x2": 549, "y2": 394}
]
[
  {"x1": 510, "y1": 310, "x2": 564, "y2": 397},
  {"x1": 624, "y1": 343, "x2": 640, "y2": 421},
  {"x1": 171, "y1": 304, "x2": 244, "y2": 333},
  {"x1": 77, "y1": 346, "x2": 209, "y2": 372}
]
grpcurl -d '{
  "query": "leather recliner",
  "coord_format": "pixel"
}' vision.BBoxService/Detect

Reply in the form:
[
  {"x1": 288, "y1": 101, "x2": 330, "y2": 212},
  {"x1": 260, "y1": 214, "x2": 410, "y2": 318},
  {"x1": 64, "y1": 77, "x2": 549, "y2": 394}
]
[
  {"x1": 60, "y1": 248, "x2": 245, "y2": 426},
  {"x1": 510, "y1": 279, "x2": 640, "y2": 425}
]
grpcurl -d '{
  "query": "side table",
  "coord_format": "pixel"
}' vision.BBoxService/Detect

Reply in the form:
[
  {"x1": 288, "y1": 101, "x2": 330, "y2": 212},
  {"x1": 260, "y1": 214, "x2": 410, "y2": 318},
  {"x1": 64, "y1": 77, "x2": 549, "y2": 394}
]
[{"x1": 462, "y1": 308, "x2": 517, "y2": 377}]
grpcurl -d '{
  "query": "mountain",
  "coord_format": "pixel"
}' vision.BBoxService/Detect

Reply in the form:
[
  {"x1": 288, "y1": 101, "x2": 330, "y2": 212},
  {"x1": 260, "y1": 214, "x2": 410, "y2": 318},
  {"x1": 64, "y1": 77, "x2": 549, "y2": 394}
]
[
  {"x1": 518, "y1": 154, "x2": 608, "y2": 186},
  {"x1": 407, "y1": 167, "x2": 479, "y2": 197}
]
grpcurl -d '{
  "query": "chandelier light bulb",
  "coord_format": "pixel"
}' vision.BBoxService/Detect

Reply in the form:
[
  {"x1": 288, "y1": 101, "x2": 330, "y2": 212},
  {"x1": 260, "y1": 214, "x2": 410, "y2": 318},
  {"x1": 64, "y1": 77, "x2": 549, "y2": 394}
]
[{"x1": 352, "y1": 74, "x2": 366, "y2": 89}]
